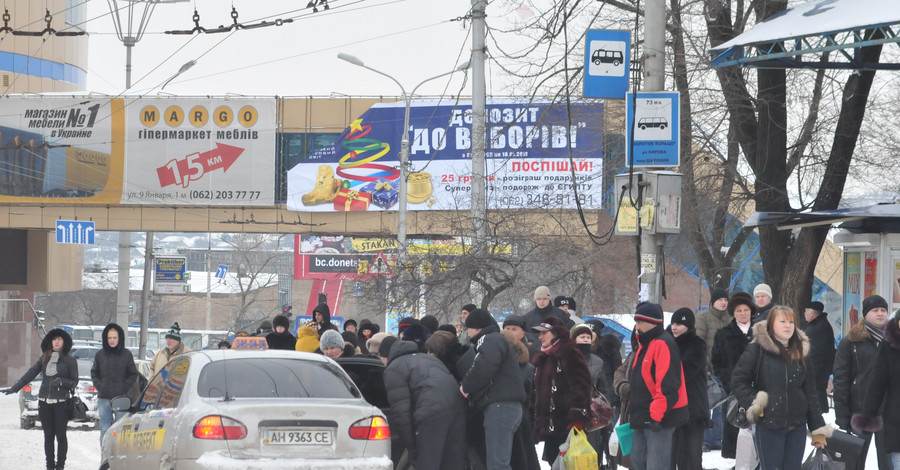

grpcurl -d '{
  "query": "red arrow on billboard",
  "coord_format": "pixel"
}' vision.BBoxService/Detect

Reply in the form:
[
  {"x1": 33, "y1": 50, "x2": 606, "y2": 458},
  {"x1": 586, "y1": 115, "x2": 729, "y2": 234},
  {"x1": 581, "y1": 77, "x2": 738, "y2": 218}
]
[{"x1": 156, "y1": 143, "x2": 245, "y2": 188}]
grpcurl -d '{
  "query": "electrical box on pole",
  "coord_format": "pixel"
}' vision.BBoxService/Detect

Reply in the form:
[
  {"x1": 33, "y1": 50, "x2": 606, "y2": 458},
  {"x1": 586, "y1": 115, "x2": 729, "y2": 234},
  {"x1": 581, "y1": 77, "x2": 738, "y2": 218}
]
[{"x1": 613, "y1": 171, "x2": 683, "y2": 236}]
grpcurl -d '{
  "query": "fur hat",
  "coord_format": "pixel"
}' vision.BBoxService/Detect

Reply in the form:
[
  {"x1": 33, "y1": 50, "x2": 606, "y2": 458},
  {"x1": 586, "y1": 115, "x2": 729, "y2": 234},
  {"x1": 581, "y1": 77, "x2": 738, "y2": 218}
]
[
  {"x1": 534, "y1": 286, "x2": 552, "y2": 301},
  {"x1": 464, "y1": 308, "x2": 495, "y2": 329},
  {"x1": 294, "y1": 327, "x2": 319, "y2": 353},
  {"x1": 400, "y1": 324, "x2": 431, "y2": 351},
  {"x1": 273, "y1": 314, "x2": 291, "y2": 330},
  {"x1": 531, "y1": 316, "x2": 570, "y2": 339},
  {"x1": 863, "y1": 295, "x2": 888, "y2": 317},
  {"x1": 343, "y1": 319, "x2": 358, "y2": 331},
  {"x1": 671, "y1": 307, "x2": 696, "y2": 330},
  {"x1": 378, "y1": 335, "x2": 399, "y2": 358},
  {"x1": 728, "y1": 292, "x2": 758, "y2": 316},
  {"x1": 319, "y1": 329, "x2": 344, "y2": 351},
  {"x1": 554, "y1": 295, "x2": 569, "y2": 308},
  {"x1": 341, "y1": 331, "x2": 359, "y2": 348},
  {"x1": 165, "y1": 322, "x2": 182, "y2": 341},
  {"x1": 424, "y1": 330, "x2": 456, "y2": 358},
  {"x1": 41, "y1": 328, "x2": 73, "y2": 354},
  {"x1": 753, "y1": 283, "x2": 773, "y2": 299},
  {"x1": 634, "y1": 302, "x2": 664, "y2": 324},
  {"x1": 419, "y1": 315, "x2": 439, "y2": 334},
  {"x1": 805, "y1": 301, "x2": 825, "y2": 315},
  {"x1": 366, "y1": 332, "x2": 390, "y2": 355}
]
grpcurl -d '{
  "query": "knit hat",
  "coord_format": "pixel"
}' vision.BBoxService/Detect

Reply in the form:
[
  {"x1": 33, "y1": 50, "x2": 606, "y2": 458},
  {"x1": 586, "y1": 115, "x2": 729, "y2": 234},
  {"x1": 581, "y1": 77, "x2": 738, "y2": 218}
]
[
  {"x1": 398, "y1": 317, "x2": 419, "y2": 330},
  {"x1": 366, "y1": 332, "x2": 390, "y2": 355},
  {"x1": 805, "y1": 301, "x2": 825, "y2": 315},
  {"x1": 753, "y1": 283, "x2": 773, "y2": 300},
  {"x1": 462, "y1": 304, "x2": 477, "y2": 314},
  {"x1": 584, "y1": 318, "x2": 605, "y2": 333},
  {"x1": 710, "y1": 288, "x2": 729, "y2": 305},
  {"x1": 273, "y1": 314, "x2": 291, "y2": 330},
  {"x1": 378, "y1": 335, "x2": 399, "y2": 358},
  {"x1": 531, "y1": 316, "x2": 570, "y2": 339},
  {"x1": 554, "y1": 295, "x2": 569, "y2": 308},
  {"x1": 343, "y1": 319, "x2": 358, "y2": 331},
  {"x1": 464, "y1": 308, "x2": 495, "y2": 329},
  {"x1": 571, "y1": 324, "x2": 593, "y2": 340},
  {"x1": 502, "y1": 314, "x2": 526, "y2": 330},
  {"x1": 341, "y1": 331, "x2": 359, "y2": 348},
  {"x1": 863, "y1": 295, "x2": 888, "y2": 317},
  {"x1": 534, "y1": 286, "x2": 552, "y2": 301},
  {"x1": 401, "y1": 324, "x2": 431, "y2": 350},
  {"x1": 567, "y1": 297, "x2": 577, "y2": 311},
  {"x1": 295, "y1": 326, "x2": 320, "y2": 353},
  {"x1": 319, "y1": 329, "x2": 344, "y2": 351},
  {"x1": 671, "y1": 307, "x2": 696, "y2": 330},
  {"x1": 165, "y1": 322, "x2": 182, "y2": 341},
  {"x1": 437, "y1": 324, "x2": 458, "y2": 336},
  {"x1": 419, "y1": 315, "x2": 439, "y2": 334},
  {"x1": 634, "y1": 302, "x2": 664, "y2": 324},
  {"x1": 727, "y1": 292, "x2": 758, "y2": 316}
]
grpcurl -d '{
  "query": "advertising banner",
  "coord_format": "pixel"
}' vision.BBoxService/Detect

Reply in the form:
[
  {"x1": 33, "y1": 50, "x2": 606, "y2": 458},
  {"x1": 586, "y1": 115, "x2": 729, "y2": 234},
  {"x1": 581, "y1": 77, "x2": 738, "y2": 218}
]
[
  {"x1": 124, "y1": 97, "x2": 276, "y2": 205},
  {"x1": 286, "y1": 99, "x2": 605, "y2": 212},
  {"x1": 844, "y1": 251, "x2": 861, "y2": 328},
  {"x1": 0, "y1": 96, "x2": 275, "y2": 206}
]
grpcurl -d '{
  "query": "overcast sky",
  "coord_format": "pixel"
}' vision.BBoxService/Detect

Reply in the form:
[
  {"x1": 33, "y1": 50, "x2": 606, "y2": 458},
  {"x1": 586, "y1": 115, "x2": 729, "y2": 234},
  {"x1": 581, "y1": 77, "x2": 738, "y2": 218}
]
[{"x1": 85, "y1": 0, "x2": 488, "y2": 97}]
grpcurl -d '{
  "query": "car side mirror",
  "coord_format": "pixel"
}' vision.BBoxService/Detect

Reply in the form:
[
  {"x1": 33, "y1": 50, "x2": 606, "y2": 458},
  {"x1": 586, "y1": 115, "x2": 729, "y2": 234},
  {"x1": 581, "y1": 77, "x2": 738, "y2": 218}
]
[{"x1": 110, "y1": 395, "x2": 131, "y2": 412}]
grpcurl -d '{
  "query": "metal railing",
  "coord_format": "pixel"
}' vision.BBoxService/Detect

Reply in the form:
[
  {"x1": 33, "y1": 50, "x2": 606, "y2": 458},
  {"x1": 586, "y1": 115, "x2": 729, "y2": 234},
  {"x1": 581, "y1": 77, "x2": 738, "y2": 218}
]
[{"x1": 0, "y1": 299, "x2": 46, "y2": 336}]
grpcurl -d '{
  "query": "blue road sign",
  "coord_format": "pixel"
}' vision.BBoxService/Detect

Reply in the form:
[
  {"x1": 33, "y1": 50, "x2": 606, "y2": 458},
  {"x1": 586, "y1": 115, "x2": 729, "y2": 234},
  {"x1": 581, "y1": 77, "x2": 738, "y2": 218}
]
[
  {"x1": 215, "y1": 264, "x2": 229, "y2": 279},
  {"x1": 155, "y1": 256, "x2": 187, "y2": 282},
  {"x1": 55, "y1": 220, "x2": 95, "y2": 244},
  {"x1": 584, "y1": 30, "x2": 630, "y2": 99},
  {"x1": 626, "y1": 92, "x2": 681, "y2": 167}
]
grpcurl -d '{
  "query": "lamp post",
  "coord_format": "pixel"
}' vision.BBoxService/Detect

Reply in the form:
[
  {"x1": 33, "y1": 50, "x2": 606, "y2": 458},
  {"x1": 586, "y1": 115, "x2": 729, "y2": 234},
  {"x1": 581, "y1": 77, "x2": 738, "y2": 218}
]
[
  {"x1": 337, "y1": 53, "x2": 469, "y2": 302},
  {"x1": 160, "y1": 60, "x2": 197, "y2": 90}
]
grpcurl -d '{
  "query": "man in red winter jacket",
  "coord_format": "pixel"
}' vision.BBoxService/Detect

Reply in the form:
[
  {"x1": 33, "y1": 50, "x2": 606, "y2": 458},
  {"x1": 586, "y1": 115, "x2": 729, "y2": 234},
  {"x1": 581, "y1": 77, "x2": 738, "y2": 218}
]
[{"x1": 627, "y1": 302, "x2": 689, "y2": 470}]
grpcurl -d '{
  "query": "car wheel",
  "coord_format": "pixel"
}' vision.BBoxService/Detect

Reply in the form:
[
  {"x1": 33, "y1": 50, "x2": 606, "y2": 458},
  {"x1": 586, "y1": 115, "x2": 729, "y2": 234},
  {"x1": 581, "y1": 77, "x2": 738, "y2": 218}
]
[
  {"x1": 660, "y1": 125, "x2": 667, "y2": 130},
  {"x1": 613, "y1": 60, "x2": 620, "y2": 66},
  {"x1": 640, "y1": 125, "x2": 647, "y2": 130},
  {"x1": 22, "y1": 416, "x2": 35, "y2": 429},
  {"x1": 593, "y1": 59, "x2": 600, "y2": 65}
]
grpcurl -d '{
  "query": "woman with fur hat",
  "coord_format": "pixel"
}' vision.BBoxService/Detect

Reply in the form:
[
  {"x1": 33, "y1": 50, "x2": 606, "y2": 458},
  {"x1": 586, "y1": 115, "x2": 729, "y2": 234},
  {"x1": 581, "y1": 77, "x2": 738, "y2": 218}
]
[
  {"x1": 5, "y1": 328, "x2": 79, "y2": 470},
  {"x1": 530, "y1": 316, "x2": 592, "y2": 465},
  {"x1": 356, "y1": 319, "x2": 379, "y2": 355},
  {"x1": 731, "y1": 306, "x2": 831, "y2": 469},
  {"x1": 265, "y1": 314, "x2": 297, "y2": 350},
  {"x1": 711, "y1": 292, "x2": 756, "y2": 460}
]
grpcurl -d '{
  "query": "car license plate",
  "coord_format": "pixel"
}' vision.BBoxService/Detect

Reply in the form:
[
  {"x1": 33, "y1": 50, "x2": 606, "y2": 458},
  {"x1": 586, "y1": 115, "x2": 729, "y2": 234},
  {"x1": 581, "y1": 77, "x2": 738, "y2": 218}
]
[{"x1": 263, "y1": 428, "x2": 333, "y2": 446}]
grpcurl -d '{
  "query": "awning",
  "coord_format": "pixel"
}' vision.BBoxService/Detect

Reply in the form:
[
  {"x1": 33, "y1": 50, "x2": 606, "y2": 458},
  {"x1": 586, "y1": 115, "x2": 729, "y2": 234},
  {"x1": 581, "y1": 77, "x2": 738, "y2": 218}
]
[{"x1": 745, "y1": 203, "x2": 900, "y2": 233}]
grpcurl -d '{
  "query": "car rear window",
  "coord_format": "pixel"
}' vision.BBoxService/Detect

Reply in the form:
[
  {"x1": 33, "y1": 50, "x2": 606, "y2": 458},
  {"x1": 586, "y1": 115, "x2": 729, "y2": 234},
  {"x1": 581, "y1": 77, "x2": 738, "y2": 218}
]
[{"x1": 196, "y1": 358, "x2": 360, "y2": 399}]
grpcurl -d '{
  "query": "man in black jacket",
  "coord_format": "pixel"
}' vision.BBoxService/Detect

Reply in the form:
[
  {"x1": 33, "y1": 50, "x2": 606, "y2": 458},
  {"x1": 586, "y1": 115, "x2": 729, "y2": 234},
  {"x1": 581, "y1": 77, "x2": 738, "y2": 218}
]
[
  {"x1": 460, "y1": 309, "x2": 527, "y2": 470},
  {"x1": 523, "y1": 286, "x2": 571, "y2": 330},
  {"x1": 91, "y1": 323, "x2": 138, "y2": 444},
  {"x1": 833, "y1": 295, "x2": 893, "y2": 470},
  {"x1": 802, "y1": 301, "x2": 835, "y2": 411},
  {"x1": 667, "y1": 308, "x2": 709, "y2": 470},
  {"x1": 384, "y1": 340, "x2": 466, "y2": 470}
]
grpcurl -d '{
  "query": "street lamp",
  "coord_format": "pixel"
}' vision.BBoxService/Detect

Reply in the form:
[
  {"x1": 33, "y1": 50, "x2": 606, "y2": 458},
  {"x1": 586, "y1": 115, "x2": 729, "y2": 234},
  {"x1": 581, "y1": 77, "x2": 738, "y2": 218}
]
[
  {"x1": 160, "y1": 60, "x2": 197, "y2": 90},
  {"x1": 337, "y1": 53, "x2": 470, "y2": 299}
]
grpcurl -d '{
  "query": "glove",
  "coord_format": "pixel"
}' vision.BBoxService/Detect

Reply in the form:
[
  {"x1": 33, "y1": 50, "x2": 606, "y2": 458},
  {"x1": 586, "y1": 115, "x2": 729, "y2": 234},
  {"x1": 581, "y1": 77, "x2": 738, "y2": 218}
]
[
  {"x1": 567, "y1": 422, "x2": 584, "y2": 431},
  {"x1": 2, "y1": 389, "x2": 14, "y2": 395},
  {"x1": 811, "y1": 434, "x2": 827, "y2": 448},
  {"x1": 648, "y1": 421, "x2": 662, "y2": 432},
  {"x1": 50, "y1": 378, "x2": 63, "y2": 389}
]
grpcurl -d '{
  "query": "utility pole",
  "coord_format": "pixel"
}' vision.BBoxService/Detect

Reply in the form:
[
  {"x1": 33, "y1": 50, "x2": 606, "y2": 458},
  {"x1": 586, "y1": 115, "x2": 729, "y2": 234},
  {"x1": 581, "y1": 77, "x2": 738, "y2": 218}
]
[
  {"x1": 470, "y1": 0, "x2": 488, "y2": 307},
  {"x1": 640, "y1": 0, "x2": 667, "y2": 303},
  {"x1": 138, "y1": 233, "x2": 153, "y2": 361}
]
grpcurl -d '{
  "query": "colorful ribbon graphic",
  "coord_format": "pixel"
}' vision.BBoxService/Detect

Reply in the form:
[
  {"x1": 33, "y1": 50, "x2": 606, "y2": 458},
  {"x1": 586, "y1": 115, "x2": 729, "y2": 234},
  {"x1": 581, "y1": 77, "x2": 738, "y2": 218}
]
[{"x1": 335, "y1": 119, "x2": 401, "y2": 183}]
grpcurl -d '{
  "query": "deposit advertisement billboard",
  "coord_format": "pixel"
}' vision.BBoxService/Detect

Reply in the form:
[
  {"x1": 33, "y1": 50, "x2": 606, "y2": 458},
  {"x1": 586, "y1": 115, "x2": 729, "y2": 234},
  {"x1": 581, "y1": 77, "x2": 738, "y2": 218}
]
[
  {"x1": 0, "y1": 96, "x2": 275, "y2": 205},
  {"x1": 285, "y1": 99, "x2": 604, "y2": 212}
]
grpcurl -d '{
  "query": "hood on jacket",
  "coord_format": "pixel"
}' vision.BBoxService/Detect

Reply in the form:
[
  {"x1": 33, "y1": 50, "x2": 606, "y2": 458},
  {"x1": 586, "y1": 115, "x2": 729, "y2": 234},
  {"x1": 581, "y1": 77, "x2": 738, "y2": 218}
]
[
  {"x1": 102, "y1": 323, "x2": 126, "y2": 353},
  {"x1": 41, "y1": 328, "x2": 73, "y2": 354},
  {"x1": 885, "y1": 316, "x2": 900, "y2": 349},
  {"x1": 751, "y1": 321, "x2": 810, "y2": 357},
  {"x1": 847, "y1": 319, "x2": 873, "y2": 342},
  {"x1": 313, "y1": 303, "x2": 331, "y2": 324},
  {"x1": 387, "y1": 340, "x2": 420, "y2": 363}
]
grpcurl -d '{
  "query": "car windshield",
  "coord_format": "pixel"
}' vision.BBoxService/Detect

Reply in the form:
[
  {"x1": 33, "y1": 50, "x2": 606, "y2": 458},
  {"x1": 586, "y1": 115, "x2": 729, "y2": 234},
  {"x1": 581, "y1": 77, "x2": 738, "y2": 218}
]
[{"x1": 197, "y1": 358, "x2": 360, "y2": 400}]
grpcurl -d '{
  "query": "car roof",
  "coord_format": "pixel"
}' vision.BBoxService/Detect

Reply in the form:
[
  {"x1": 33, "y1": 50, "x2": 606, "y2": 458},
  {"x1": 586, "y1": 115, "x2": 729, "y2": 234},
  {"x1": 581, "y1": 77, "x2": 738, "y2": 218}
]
[{"x1": 190, "y1": 349, "x2": 332, "y2": 364}]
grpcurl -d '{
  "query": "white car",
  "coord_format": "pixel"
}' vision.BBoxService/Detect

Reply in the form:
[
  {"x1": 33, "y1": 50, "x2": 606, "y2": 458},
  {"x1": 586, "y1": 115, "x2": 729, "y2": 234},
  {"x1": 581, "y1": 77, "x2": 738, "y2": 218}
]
[{"x1": 100, "y1": 350, "x2": 392, "y2": 470}]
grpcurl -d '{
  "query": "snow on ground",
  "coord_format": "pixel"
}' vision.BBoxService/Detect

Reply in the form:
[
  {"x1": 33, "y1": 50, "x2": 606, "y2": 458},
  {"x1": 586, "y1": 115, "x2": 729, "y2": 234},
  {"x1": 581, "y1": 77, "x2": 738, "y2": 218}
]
[{"x1": 0, "y1": 394, "x2": 882, "y2": 470}]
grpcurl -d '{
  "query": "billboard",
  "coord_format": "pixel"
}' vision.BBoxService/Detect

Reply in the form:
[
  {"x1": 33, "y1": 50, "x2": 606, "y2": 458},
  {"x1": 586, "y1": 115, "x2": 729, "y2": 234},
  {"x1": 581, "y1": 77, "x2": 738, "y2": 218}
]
[
  {"x1": 286, "y1": 99, "x2": 605, "y2": 212},
  {"x1": 0, "y1": 96, "x2": 275, "y2": 205}
]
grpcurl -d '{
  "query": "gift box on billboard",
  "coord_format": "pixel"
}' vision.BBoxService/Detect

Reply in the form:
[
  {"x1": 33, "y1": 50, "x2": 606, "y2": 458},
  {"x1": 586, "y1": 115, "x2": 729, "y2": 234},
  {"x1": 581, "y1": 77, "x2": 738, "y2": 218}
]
[
  {"x1": 360, "y1": 179, "x2": 400, "y2": 209},
  {"x1": 333, "y1": 189, "x2": 372, "y2": 211}
]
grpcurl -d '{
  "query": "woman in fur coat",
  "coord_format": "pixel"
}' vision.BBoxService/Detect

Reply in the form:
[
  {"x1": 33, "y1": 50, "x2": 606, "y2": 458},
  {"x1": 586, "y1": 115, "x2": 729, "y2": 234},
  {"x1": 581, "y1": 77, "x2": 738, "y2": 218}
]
[{"x1": 731, "y1": 306, "x2": 831, "y2": 470}]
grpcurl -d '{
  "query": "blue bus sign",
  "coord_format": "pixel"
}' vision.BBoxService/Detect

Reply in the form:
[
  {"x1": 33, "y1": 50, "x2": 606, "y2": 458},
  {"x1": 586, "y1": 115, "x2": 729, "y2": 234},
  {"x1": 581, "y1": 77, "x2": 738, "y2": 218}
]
[
  {"x1": 625, "y1": 92, "x2": 681, "y2": 167},
  {"x1": 584, "y1": 30, "x2": 630, "y2": 99}
]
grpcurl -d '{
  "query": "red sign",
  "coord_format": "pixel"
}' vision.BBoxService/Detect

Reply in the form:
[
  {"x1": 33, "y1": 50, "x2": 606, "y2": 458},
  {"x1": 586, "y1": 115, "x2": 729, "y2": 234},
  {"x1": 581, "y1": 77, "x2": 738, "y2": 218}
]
[{"x1": 156, "y1": 143, "x2": 244, "y2": 188}]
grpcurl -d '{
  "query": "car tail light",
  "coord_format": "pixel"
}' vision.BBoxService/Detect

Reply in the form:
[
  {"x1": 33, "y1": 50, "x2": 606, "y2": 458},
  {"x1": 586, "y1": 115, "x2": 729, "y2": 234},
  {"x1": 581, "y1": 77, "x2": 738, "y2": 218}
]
[
  {"x1": 348, "y1": 416, "x2": 390, "y2": 440},
  {"x1": 193, "y1": 415, "x2": 247, "y2": 440},
  {"x1": 22, "y1": 386, "x2": 31, "y2": 393}
]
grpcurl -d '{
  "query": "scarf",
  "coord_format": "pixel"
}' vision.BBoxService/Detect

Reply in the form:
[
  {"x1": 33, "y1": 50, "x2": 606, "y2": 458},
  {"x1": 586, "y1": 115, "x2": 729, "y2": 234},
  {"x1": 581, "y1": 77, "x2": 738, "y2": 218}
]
[
  {"x1": 737, "y1": 321, "x2": 751, "y2": 335},
  {"x1": 864, "y1": 319, "x2": 884, "y2": 346},
  {"x1": 45, "y1": 351, "x2": 60, "y2": 376},
  {"x1": 540, "y1": 339, "x2": 562, "y2": 355}
]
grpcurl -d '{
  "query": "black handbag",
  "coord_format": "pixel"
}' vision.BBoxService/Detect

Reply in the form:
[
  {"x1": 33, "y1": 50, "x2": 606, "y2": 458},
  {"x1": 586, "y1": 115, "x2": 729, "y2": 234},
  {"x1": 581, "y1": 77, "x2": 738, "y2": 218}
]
[
  {"x1": 67, "y1": 390, "x2": 89, "y2": 422},
  {"x1": 827, "y1": 429, "x2": 865, "y2": 469},
  {"x1": 724, "y1": 347, "x2": 762, "y2": 429}
]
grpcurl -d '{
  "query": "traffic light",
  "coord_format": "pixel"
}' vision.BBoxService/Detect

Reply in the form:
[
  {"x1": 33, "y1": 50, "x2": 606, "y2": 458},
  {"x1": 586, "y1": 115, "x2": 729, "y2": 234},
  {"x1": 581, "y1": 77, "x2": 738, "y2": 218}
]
[{"x1": 282, "y1": 305, "x2": 292, "y2": 317}]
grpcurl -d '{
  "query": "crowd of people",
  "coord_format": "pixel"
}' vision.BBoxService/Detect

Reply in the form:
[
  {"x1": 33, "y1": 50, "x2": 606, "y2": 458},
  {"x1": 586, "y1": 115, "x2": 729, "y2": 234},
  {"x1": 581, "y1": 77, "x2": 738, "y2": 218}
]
[{"x1": 9, "y1": 281, "x2": 900, "y2": 470}]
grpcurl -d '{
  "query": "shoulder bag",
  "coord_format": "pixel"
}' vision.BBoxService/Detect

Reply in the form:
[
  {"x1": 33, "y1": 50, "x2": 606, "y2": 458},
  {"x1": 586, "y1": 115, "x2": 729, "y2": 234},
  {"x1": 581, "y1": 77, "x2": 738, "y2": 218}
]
[
  {"x1": 586, "y1": 388, "x2": 615, "y2": 431},
  {"x1": 67, "y1": 390, "x2": 89, "y2": 422},
  {"x1": 707, "y1": 370, "x2": 728, "y2": 410},
  {"x1": 724, "y1": 346, "x2": 762, "y2": 429}
]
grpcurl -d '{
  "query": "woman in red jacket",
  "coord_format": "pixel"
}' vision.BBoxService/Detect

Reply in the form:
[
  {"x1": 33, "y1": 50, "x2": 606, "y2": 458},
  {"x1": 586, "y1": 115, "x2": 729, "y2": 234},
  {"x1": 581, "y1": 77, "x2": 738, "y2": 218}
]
[{"x1": 530, "y1": 316, "x2": 592, "y2": 465}]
